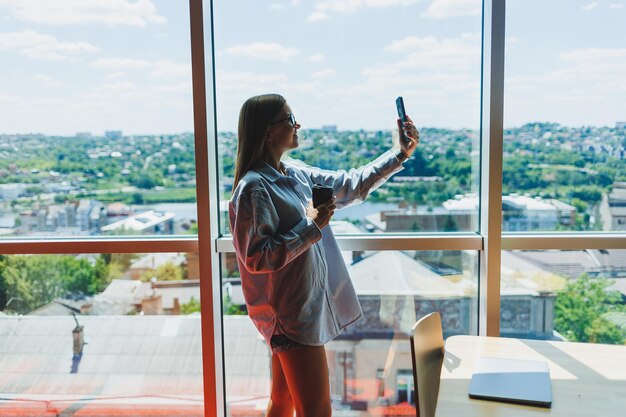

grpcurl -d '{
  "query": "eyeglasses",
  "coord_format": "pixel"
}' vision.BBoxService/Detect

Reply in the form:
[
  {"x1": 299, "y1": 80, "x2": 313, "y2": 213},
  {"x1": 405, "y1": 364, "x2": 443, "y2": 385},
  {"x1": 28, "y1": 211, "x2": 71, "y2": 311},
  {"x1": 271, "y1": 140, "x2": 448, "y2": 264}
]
[{"x1": 270, "y1": 113, "x2": 297, "y2": 127}]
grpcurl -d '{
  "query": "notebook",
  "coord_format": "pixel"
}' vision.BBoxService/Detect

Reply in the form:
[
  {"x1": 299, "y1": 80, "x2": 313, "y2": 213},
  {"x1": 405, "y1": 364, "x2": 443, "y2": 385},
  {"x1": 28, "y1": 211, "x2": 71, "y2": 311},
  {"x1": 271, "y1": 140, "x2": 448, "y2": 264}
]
[{"x1": 468, "y1": 356, "x2": 552, "y2": 408}]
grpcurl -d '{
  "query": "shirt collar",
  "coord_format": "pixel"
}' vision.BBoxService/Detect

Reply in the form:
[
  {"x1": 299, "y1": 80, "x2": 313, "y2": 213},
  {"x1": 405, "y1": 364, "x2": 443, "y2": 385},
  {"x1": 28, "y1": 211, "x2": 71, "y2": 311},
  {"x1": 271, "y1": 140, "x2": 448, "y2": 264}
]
[{"x1": 253, "y1": 160, "x2": 287, "y2": 183}]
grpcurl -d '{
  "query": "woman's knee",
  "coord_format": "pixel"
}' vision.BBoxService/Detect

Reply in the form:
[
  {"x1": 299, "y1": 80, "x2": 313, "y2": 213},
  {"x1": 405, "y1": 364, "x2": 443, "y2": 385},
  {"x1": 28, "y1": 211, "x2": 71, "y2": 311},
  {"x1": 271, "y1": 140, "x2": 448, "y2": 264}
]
[{"x1": 270, "y1": 386, "x2": 292, "y2": 407}]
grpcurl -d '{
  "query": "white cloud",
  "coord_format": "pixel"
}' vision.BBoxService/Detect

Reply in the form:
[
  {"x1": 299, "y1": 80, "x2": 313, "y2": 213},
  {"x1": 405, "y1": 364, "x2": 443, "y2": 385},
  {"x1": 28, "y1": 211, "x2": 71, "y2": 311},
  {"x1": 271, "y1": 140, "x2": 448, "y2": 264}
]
[
  {"x1": 422, "y1": 0, "x2": 481, "y2": 19},
  {"x1": 152, "y1": 82, "x2": 191, "y2": 95},
  {"x1": 105, "y1": 71, "x2": 127, "y2": 80},
  {"x1": 0, "y1": 0, "x2": 165, "y2": 27},
  {"x1": 215, "y1": 70, "x2": 317, "y2": 97},
  {"x1": 560, "y1": 48, "x2": 626, "y2": 63},
  {"x1": 32, "y1": 73, "x2": 63, "y2": 86},
  {"x1": 307, "y1": 53, "x2": 326, "y2": 62},
  {"x1": 0, "y1": 92, "x2": 20, "y2": 103},
  {"x1": 101, "y1": 81, "x2": 136, "y2": 93},
  {"x1": 507, "y1": 48, "x2": 626, "y2": 99},
  {"x1": 269, "y1": 3, "x2": 285, "y2": 11},
  {"x1": 316, "y1": 0, "x2": 364, "y2": 13},
  {"x1": 609, "y1": 3, "x2": 624, "y2": 8},
  {"x1": 582, "y1": 2, "x2": 599, "y2": 11},
  {"x1": 311, "y1": 68, "x2": 335, "y2": 79},
  {"x1": 149, "y1": 60, "x2": 190, "y2": 79},
  {"x1": 385, "y1": 36, "x2": 440, "y2": 53},
  {"x1": 307, "y1": 11, "x2": 328, "y2": 21},
  {"x1": 224, "y1": 42, "x2": 299, "y2": 61},
  {"x1": 383, "y1": 33, "x2": 481, "y2": 71},
  {"x1": 307, "y1": 0, "x2": 420, "y2": 21},
  {"x1": 215, "y1": 70, "x2": 318, "y2": 130},
  {"x1": 0, "y1": 29, "x2": 99, "y2": 60},
  {"x1": 361, "y1": 67, "x2": 400, "y2": 79},
  {"x1": 336, "y1": 32, "x2": 482, "y2": 123},
  {"x1": 317, "y1": 0, "x2": 420, "y2": 13},
  {"x1": 90, "y1": 58, "x2": 190, "y2": 79},
  {"x1": 89, "y1": 57, "x2": 150, "y2": 69},
  {"x1": 505, "y1": 47, "x2": 626, "y2": 127},
  {"x1": 217, "y1": 71, "x2": 290, "y2": 93},
  {"x1": 366, "y1": 0, "x2": 419, "y2": 5}
]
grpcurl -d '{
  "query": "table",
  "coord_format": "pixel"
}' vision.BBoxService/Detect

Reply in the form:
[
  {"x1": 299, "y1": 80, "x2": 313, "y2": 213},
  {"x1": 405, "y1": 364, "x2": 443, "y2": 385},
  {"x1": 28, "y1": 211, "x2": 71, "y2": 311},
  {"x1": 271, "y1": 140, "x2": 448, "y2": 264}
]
[{"x1": 435, "y1": 335, "x2": 626, "y2": 417}]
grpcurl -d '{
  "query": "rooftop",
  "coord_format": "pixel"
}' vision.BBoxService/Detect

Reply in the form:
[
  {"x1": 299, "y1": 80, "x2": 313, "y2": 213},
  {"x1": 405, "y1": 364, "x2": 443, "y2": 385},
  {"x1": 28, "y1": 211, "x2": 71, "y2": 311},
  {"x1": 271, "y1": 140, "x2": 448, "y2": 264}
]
[
  {"x1": 0, "y1": 315, "x2": 267, "y2": 416},
  {"x1": 101, "y1": 210, "x2": 175, "y2": 232}
]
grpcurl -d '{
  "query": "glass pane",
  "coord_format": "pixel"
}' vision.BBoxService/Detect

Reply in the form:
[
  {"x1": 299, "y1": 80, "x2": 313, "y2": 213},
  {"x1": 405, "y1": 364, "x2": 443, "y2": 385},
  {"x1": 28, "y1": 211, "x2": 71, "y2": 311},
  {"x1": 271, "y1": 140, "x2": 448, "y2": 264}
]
[
  {"x1": 501, "y1": 249, "x2": 626, "y2": 344},
  {"x1": 0, "y1": 251, "x2": 203, "y2": 414},
  {"x1": 215, "y1": 0, "x2": 482, "y2": 235},
  {"x1": 0, "y1": 1, "x2": 197, "y2": 239},
  {"x1": 503, "y1": 0, "x2": 626, "y2": 232},
  {"x1": 222, "y1": 248, "x2": 478, "y2": 416}
]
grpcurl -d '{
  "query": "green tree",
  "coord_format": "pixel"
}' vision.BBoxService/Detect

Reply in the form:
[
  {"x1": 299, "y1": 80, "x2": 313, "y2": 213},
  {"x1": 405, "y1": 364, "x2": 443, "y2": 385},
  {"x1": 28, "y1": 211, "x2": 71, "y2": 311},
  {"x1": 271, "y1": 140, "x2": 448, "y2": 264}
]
[
  {"x1": 181, "y1": 296, "x2": 201, "y2": 314},
  {"x1": 0, "y1": 255, "x2": 105, "y2": 314},
  {"x1": 132, "y1": 192, "x2": 144, "y2": 204},
  {"x1": 131, "y1": 172, "x2": 162, "y2": 190},
  {"x1": 139, "y1": 262, "x2": 184, "y2": 282},
  {"x1": 603, "y1": 312, "x2": 626, "y2": 332},
  {"x1": 554, "y1": 275, "x2": 625, "y2": 344},
  {"x1": 223, "y1": 293, "x2": 245, "y2": 315},
  {"x1": 443, "y1": 215, "x2": 458, "y2": 232}
]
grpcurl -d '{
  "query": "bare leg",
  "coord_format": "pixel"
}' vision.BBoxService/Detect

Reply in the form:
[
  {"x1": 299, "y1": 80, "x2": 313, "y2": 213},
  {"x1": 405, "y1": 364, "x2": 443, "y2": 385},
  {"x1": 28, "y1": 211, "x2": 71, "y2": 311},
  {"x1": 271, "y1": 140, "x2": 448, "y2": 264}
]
[
  {"x1": 267, "y1": 353, "x2": 294, "y2": 417},
  {"x1": 277, "y1": 345, "x2": 331, "y2": 417}
]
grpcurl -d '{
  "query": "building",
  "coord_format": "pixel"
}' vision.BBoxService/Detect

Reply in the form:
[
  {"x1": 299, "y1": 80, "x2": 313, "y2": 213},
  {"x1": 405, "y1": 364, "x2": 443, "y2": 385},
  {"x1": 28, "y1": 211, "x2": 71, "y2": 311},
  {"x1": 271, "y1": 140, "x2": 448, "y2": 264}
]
[
  {"x1": 102, "y1": 210, "x2": 175, "y2": 234},
  {"x1": 0, "y1": 183, "x2": 27, "y2": 200},
  {"x1": 104, "y1": 130, "x2": 123, "y2": 140},
  {"x1": 600, "y1": 182, "x2": 626, "y2": 231},
  {"x1": 366, "y1": 194, "x2": 576, "y2": 232},
  {"x1": 367, "y1": 206, "x2": 473, "y2": 232},
  {"x1": 77, "y1": 199, "x2": 107, "y2": 232},
  {"x1": 126, "y1": 252, "x2": 188, "y2": 280}
]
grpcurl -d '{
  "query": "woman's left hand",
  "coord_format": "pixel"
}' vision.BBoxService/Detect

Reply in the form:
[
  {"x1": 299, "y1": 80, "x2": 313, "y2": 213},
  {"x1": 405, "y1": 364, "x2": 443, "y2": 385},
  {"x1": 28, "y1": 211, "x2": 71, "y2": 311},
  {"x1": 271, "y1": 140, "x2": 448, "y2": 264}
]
[{"x1": 397, "y1": 115, "x2": 419, "y2": 158}]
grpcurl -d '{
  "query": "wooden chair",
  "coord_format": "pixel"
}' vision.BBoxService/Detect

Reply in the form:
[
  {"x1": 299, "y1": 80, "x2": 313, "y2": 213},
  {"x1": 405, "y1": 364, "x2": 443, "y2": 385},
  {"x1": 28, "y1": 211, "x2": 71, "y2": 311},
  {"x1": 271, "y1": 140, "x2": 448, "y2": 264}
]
[{"x1": 410, "y1": 312, "x2": 444, "y2": 417}]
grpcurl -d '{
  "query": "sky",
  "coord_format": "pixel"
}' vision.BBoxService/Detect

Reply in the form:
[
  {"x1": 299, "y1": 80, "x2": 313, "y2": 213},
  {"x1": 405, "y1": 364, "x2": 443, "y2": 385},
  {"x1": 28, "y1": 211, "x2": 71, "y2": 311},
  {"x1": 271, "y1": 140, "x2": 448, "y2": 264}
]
[{"x1": 0, "y1": 0, "x2": 624, "y2": 135}]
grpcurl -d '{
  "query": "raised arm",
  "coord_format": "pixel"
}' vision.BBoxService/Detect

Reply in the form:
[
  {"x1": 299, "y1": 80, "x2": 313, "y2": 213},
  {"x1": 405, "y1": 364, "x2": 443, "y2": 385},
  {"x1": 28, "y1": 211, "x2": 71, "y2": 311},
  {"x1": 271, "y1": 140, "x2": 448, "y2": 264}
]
[
  {"x1": 229, "y1": 186, "x2": 322, "y2": 274},
  {"x1": 288, "y1": 149, "x2": 407, "y2": 209}
]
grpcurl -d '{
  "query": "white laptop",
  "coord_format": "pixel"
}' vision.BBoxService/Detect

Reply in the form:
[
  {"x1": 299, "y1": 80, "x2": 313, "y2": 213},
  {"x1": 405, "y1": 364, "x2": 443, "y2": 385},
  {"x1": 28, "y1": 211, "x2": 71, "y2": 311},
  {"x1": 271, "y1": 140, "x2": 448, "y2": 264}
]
[{"x1": 468, "y1": 356, "x2": 552, "y2": 408}]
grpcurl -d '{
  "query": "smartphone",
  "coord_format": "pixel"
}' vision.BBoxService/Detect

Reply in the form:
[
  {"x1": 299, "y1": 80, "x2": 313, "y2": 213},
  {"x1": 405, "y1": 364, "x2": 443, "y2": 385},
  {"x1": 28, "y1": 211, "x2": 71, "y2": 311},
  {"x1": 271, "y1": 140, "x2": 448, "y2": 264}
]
[
  {"x1": 396, "y1": 96, "x2": 408, "y2": 143},
  {"x1": 396, "y1": 96, "x2": 407, "y2": 123}
]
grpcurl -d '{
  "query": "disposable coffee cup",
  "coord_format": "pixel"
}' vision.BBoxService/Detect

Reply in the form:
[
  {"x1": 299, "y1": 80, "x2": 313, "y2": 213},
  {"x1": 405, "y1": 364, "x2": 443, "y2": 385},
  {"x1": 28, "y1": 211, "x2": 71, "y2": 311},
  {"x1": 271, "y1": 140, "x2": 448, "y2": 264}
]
[{"x1": 312, "y1": 184, "x2": 333, "y2": 208}]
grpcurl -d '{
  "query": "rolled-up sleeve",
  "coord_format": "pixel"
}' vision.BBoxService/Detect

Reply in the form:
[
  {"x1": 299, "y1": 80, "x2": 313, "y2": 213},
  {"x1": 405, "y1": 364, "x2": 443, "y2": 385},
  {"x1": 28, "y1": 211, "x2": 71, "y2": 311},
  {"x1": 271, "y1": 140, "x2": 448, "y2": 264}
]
[
  {"x1": 293, "y1": 149, "x2": 406, "y2": 209},
  {"x1": 230, "y1": 186, "x2": 322, "y2": 274}
]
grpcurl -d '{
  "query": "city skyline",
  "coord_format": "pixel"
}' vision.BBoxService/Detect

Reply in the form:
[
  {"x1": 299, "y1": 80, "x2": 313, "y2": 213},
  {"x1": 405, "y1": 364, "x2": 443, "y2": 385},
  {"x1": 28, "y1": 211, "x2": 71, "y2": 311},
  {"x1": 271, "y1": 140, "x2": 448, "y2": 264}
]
[{"x1": 0, "y1": 0, "x2": 624, "y2": 135}]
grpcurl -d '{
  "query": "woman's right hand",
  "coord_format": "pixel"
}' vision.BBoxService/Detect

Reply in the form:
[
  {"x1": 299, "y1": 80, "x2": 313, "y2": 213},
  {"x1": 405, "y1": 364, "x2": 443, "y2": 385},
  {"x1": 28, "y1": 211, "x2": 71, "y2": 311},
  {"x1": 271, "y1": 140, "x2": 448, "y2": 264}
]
[{"x1": 307, "y1": 197, "x2": 336, "y2": 229}]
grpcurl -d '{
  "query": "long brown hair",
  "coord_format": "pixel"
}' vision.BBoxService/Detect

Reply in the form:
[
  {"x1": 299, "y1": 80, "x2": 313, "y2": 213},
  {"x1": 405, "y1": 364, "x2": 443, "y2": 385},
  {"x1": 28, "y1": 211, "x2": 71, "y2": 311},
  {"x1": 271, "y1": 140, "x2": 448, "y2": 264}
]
[{"x1": 233, "y1": 94, "x2": 286, "y2": 187}]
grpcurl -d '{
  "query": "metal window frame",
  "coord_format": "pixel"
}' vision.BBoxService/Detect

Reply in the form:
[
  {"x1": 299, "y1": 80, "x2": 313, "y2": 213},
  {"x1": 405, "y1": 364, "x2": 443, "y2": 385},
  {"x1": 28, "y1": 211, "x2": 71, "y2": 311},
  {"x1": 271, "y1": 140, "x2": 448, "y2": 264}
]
[
  {"x1": 478, "y1": 0, "x2": 505, "y2": 337},
  {"x1": 0, "y1": 1, "x2": 625, "y2": 417}
]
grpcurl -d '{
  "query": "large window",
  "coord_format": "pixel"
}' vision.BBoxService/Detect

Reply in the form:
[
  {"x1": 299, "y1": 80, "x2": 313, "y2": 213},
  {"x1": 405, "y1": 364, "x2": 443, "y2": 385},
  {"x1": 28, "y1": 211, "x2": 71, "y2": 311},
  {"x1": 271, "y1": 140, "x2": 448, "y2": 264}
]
[
  {"x1": 503, "y1": 0, "x2": 626, "y2": 232},
  {"x1": 0, "y1": 1, "x2": 196, "y2": 239},
  {"x1": 498, "y1": 0, "x2": 626, "y2": 353},
  {"x1": 0, "y1": 1, "x2": 203, "y2": 415},
  {"x1": 214, "y1": 2, "x2": 484, "y2": 415},
  {"x1": 214, "y1": 0, "x2": 482, "y2": 234},
  {"x1": 0, "y1": 252, "x2": 203, "y2": 413}
]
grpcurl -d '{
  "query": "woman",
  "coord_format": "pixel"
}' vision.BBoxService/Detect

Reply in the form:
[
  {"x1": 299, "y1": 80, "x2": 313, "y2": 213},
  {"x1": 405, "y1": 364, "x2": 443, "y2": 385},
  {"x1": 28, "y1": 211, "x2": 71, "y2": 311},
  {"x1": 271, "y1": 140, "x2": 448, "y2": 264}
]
[{"x1": 229, "y1": 94, "x2": 419, "y2": 417}]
